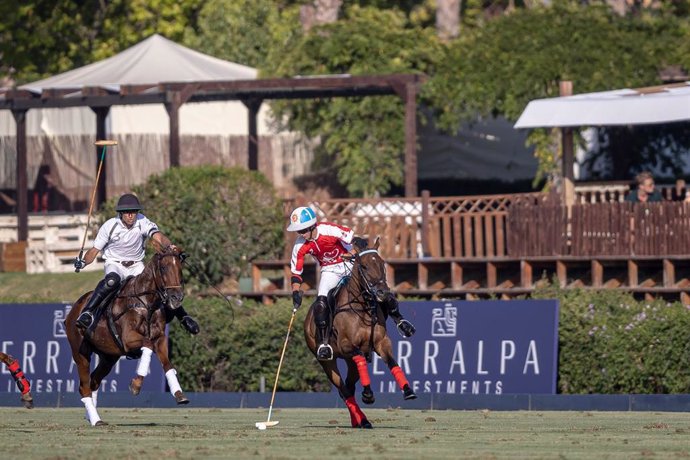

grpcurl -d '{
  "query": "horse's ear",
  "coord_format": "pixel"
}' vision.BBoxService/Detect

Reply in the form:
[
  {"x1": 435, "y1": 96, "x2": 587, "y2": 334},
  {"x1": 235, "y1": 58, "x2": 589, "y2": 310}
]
[{"x1": 374, "y1": 236, "x2": 380, "y2": 249}]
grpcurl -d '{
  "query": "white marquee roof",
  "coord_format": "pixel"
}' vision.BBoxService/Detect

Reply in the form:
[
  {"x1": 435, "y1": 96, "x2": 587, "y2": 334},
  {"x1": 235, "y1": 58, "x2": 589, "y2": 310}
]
[
  {"x1": 20, "y1": 34, "x2": 257, "y2": 93},
  {"x1": 514, "y1": 82, "x2": 690, "y2": 129}
]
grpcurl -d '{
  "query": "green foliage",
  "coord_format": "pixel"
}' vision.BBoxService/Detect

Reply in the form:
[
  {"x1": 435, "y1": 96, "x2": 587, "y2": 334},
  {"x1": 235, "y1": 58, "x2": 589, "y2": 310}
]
[
  {"x1": 0, "y1": 0, "x2": 204, "y2": 84},
  {"x1": 99, "y1": 166, "x2": 284, "y2": 286},
  {"x1": 532, "y1": 284, "x2": 690, "y2": 394},
  {"x1": 183, "y1": 0, "x2": 289, "y2": 69},
  {"x1": 425, "y1": 2, "x2": 690, "y2": 186},
  {"x1": 263, "y1": 5, "x2": 443, "y2": 196},
  {"x1": 169, "y1": 296, "x2": 330, "y2": 391}
]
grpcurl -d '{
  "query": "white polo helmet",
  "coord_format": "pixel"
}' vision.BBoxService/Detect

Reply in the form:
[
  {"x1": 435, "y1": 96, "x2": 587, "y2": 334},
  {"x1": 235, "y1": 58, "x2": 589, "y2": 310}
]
[{"x1": 287, "y1": 206, "x2": 317, "y2": 232}]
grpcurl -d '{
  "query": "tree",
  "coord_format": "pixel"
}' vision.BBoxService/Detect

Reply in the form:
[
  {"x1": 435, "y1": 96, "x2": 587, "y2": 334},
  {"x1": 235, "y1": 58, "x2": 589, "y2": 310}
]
[
  {"x1": 0, "y1": 0, "x2": 203, "y2": 84},
  {"x1": 263, "y1": 5, "x2": 442, "y2": 196},
  {"x1": 130, "y1": 166, "x2": 285, "y2": 287},
  {"x1": 425, "y1": 2, "x2": 688, "y2": 185},
  {"x1": 183, "y1": 0, "x2": 284, "y2": 69}
]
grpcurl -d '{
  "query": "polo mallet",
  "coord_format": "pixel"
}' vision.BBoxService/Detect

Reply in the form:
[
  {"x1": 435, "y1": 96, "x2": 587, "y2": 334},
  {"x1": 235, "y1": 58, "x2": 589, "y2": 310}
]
[
  {"x1": 255, "y1": 293, "x2": 302, "y2": 430},
  {"x1": 75, "y1": 140, "x2": 117, "y2": 272}
]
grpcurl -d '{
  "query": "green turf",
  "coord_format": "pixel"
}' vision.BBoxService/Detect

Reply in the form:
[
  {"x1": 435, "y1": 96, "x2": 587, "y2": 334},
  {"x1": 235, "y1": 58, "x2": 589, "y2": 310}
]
[
  {"x1": 0, "y1": 271, "x2": 101, "y2": 303},
  {"x1": 3, "y1": 407, "x2": 690, "y2": 459}
]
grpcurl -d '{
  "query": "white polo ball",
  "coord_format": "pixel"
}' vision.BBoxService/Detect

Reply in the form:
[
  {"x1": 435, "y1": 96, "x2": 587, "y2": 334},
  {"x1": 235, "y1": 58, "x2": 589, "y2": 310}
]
[{"x1": 257, "y1": 424, "x2": 266, "y2": 430}]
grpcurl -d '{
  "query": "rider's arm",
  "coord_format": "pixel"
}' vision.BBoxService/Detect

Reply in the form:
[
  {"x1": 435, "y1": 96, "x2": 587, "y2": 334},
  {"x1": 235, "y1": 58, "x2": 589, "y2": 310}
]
[
  {"x1": 82, "y1": 247, "x2": 100, "y2": 265},
  {"x1": 151, "y1": 231, "x2": 175, "y2": 250}
]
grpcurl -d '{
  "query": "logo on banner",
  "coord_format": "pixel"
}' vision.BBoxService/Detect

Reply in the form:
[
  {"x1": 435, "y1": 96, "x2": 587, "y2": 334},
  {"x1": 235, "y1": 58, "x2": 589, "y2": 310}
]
[
  {"x1": 431, "y1": 304, "x2": 457, "y2": 337},
  {"x1": 53, "y1": 306, "x2": 71, "y2": 338}
]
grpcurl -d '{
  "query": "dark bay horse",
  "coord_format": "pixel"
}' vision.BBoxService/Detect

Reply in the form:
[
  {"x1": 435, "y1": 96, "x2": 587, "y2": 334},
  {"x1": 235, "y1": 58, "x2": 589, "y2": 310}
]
[
  {"x1": 304, "y1": 238, "x2": 417, "y2": 429},
  {"x1": 65, "y1": 246, "x2": 189, "y2": 426},
  {"x1": 0, "y1": 351, "x2": 33, "y2": 408}
]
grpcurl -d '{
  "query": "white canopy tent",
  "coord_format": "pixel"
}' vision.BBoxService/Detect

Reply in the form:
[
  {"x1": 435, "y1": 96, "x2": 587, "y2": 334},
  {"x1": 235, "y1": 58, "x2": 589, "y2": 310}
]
[
  {"x1": 515, "y1": 82, "x2": 690, "y2": 128},
  {"x1": 0, "y1": 34, "x2": 311, "y2": 210}
]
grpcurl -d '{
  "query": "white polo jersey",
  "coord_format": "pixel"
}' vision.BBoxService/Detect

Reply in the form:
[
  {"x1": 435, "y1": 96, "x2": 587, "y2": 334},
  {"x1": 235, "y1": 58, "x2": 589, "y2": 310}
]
[{"x1": 93, "y1": 214, "x2": 159, "y2": 262}]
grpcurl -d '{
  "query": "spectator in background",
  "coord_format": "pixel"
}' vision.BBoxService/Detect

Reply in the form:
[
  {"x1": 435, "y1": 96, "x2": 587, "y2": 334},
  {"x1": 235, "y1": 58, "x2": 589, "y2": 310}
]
[
  {"x1": 625, "y1": 171, "x2": 662, "y2": 203},
  {"x1": 671, "y1": 178, "x2": 687, "y2": 202}
]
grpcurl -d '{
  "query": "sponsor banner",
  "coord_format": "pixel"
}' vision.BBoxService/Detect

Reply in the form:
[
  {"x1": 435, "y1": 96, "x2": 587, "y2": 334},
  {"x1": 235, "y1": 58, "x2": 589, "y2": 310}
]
[
  {"x1": 0, "y1": 304, "x2": 165, "y2": 394},
  {"x1": 368, "y1": 300, "x2": 559, "y2": 395}
]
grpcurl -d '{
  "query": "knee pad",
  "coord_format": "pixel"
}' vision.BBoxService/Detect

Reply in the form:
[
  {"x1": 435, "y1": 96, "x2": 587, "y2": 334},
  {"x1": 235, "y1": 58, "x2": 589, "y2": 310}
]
[{"x1": 104, "y1": 272, "x2": 121, "y2": 290}]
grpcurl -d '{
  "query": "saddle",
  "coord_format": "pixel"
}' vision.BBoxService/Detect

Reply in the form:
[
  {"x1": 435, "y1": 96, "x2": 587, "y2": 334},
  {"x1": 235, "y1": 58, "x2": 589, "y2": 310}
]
[
  {"x1": 85, "y1": 275, "x2": 142, "y2": 358},
  {"x1": 327, "y1": 275, "x2": 350, "y2": 313}
]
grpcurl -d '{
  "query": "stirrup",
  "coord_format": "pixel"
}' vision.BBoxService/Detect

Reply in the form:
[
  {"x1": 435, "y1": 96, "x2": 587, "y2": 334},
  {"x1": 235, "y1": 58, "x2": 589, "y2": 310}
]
[
  {"x1": 316, "y1": 344, "x2": 333, "y2": 361},
  {"x1": 75, "y1": 312, "x2": 94, "y2": 330},
  {"x1": 396, "y1": 319, "x2": 416, "y2": 338}
]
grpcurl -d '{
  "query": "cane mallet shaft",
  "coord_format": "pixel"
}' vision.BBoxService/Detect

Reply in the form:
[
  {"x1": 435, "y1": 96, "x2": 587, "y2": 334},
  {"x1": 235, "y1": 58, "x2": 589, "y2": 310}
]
[
  {"x1": 75, "y1": 140, "x2": 118, "y2": 272},
  {"x1": 256, "y1": 292, "x2": 302, "y2": 430}
]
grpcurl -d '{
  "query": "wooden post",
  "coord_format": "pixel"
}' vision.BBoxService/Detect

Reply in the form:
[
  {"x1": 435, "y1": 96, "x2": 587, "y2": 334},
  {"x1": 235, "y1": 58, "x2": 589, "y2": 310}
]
[
  {"x1": 559, "y1": 81, "x2": 574, "y2": 207},
  {"x1": 404, "y1": 83, "x2": 418, "y2": 197},
  {"x1": 92, "y1": 107, "x2": 110, "y2": 204},
  {"x1": 165, "y1": 91, "x2": 182, "y2": 167},
  {"x1": 421, "y1": 189, "x2": 430, "y2": 256},
  {"x1": 12, "y1": 109, "x2": 28, "y2": 242},
  {"x1": 241, "y1": 99, "x2": 263, "y2": 171}
]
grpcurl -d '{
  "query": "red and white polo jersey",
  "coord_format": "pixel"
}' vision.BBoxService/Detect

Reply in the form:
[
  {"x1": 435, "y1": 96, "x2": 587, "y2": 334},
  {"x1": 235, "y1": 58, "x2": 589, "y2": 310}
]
[{"x1": 290, "y1": 222, "x2": 354, "y2": 275}]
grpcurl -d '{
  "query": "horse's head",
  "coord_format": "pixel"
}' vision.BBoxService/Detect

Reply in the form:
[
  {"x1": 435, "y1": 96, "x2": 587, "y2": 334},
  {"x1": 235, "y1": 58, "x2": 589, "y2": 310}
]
[
  {"x1": 352, "y1": 237, "x2": 390, "y2": 303},
  {"x1": 153, "y1": 245, "x2": 186, "y2": 310}
]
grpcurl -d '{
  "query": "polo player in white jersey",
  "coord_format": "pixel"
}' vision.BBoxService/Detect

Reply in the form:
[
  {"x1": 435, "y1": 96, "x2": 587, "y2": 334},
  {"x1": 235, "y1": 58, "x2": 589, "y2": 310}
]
[{"x1": 73, "y1": 193, "x2": 199, "y2": 335}]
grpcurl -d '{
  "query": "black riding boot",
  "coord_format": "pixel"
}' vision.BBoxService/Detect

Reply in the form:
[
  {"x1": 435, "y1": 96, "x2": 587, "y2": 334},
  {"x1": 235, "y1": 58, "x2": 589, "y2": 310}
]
[
  {"x1": 313, "y1": 296, "x2": 332, "y2": 361},
  {"x1": 383, "y1": 294, "x2": 416, "y2": 338},
  {"x1": 75, "y1": 273, "x2": 120, "y2": 330}
]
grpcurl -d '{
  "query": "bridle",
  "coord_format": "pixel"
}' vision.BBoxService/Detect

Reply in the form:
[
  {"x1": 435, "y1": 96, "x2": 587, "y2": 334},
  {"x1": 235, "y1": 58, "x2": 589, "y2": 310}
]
[
  {"x1": 341, "y1": 248, "x2": 390, "y2": 314},
  {"x1": 151, "y1": 251, "x2": 185, "y2": 307},
  {"x1": 353, "y1": 249, "x2": 390, "y2": 304}
]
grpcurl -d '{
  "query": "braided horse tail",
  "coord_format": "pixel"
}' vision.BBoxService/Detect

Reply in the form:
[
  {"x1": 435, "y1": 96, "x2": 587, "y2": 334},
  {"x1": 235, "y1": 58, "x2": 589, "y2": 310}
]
[{"x1": 0, "y1": 352, "x2": 33, "y2": 409}]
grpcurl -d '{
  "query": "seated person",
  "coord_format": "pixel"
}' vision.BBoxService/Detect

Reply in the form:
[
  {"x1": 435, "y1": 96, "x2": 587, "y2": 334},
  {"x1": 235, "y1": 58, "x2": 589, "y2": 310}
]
[{"x1": 625, "y1": 172, "x2": 662, "y2": 203}]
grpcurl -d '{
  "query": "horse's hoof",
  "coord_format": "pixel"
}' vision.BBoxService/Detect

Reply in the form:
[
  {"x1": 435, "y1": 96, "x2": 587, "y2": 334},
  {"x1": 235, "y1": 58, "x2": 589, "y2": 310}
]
[
  {"x1": 360, "y1": 419, "x2": 373, "y2": 429},
  {"x1": 129, "y1": 377, "x2": 143, "y2": 396},
  {"x1": 21, "y1": 394, "x2": 34, "y2": 409},
  {"x1": 174, "y1": 391, "x2": 189, "y2": 405},
  {"x1": 403, "y1": 385, "x2": 417, "y2": 400},
  {"x1": 361, "y1": 388, "x2": 375, "y2": 405},
  {"x1": 94, "y1": 420, "x2": 108, "y2": 426}
]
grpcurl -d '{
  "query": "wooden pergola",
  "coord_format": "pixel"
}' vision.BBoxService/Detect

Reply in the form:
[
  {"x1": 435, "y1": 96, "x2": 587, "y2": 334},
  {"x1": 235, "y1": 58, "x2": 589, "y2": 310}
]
[{"x1": 0, "y1": 73, "x2": 426, "y2": 241}]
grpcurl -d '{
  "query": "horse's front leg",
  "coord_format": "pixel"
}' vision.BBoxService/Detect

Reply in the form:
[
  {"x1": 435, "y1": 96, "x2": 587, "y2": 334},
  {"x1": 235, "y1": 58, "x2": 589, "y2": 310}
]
[
  {"x1": 321, "y1": 360, "x2": 372, "y2": 429},
  {"x1": 374, "y1": 333, "x2": 417, "y2": 401},
  {"x1": 346, "y1": 350, "x2": 375, "y2": 405},
  {"x1": 153, "y1": 334, "x2": 189, "y2": 405}
]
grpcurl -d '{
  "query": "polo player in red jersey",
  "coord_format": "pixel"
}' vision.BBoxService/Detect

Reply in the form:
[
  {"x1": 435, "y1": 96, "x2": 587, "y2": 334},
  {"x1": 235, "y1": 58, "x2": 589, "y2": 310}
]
[{"x1": 287, "y1": 206, "x2": 415, "y2": 361}]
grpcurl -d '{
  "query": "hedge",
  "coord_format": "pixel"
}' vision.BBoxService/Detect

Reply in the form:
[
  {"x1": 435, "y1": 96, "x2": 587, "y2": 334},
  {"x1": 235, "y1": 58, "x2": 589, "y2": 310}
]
[{"x1": 169, "y1": 288, "x2": 690, "y2": 394}]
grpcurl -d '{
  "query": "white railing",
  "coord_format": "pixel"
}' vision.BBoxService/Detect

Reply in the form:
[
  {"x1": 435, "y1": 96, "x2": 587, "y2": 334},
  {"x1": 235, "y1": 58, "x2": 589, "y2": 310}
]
[{"x1": 0, "y1": 213, "x2": 103, "y2": 273}]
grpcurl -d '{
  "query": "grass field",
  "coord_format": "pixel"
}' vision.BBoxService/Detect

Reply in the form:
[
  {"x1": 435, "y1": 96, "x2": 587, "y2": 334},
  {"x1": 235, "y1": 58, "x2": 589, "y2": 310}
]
[
  {"x1": 4, "y1": 407, "x2": 690, "y2": 459},
  {"x1": 0, "y1": 271, "x2": 101, "y2": 303}
]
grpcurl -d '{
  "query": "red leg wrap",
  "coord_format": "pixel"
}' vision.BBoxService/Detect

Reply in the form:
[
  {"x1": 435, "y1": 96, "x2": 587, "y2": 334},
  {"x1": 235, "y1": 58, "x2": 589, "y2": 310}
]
[
  {"x1": 352, "y1": 355, "x2": 371, "y2": 387},
  {"x1": 345, "y1": 396, "x2": 366, "y2": 427},
  {"x1": 391, "y1": 365, "x2": 409, "y2": 390},
  {"x1": 8, "y1": 359, "x2": 30, "y2": 394}
]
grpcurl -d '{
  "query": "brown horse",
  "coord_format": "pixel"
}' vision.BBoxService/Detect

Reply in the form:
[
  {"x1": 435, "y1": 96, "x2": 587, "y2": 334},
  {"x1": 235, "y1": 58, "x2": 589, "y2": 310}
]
[
  {"x1": 65, "y1": 246, "x2": 189, "y2": 426},
  {"x1": 0, "y1": 351, "x2": 33, "y2": 409},
  {"x1": 304, "y1": 237, "x2": 417, "y2": 429}
]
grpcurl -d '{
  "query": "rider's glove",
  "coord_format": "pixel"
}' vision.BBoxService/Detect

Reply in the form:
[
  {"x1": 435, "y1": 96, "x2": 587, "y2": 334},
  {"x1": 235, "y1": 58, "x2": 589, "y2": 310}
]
[
  {"x1": 73, "y1": 257, "x2": 86, "y2": 270},
  {"x1": 292, "y1": 290, "x2": 303, "y2": 309}
]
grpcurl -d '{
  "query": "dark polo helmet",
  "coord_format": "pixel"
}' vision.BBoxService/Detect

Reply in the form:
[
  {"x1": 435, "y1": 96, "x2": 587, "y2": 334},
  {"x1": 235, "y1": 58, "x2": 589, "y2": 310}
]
[{"x1": 115, "y1": 193, "x2": 143, "y2": 212}]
